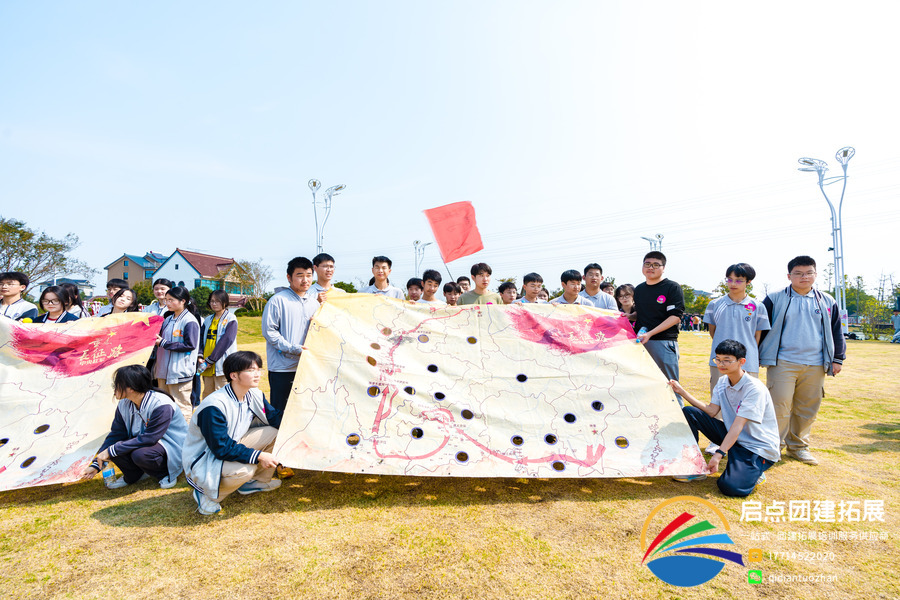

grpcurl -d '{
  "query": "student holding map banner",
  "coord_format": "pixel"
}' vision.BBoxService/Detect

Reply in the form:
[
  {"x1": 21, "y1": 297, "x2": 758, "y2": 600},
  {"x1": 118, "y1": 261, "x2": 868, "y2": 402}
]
[
  {"x1": 81, "y1": 365, "x2": 188, "y2": 489},
  {"x1": 183, "y1": 351, "x2": 284, "y2": 515}
]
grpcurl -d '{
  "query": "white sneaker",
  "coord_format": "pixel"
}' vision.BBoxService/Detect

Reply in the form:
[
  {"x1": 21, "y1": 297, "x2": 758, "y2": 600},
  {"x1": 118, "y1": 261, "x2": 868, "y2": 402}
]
[
  {"x1": 159, "y1": 476, "x2": 178, "y2": 489},
  {"x1": 193, "y1": 489, "x2": 222, "y2": 515},
  {"x1": 672, "y1": 474, "x2": 708, "y2": 483},
  {"x1": 786, "y1": 448, "x2": 819, "y2": 465},
  {"x1": 106, "y1": 476, "x2": 128, "y2": 490},
  {"x1": 237, "y1": 479, "x2": 283, "y2": 495}
]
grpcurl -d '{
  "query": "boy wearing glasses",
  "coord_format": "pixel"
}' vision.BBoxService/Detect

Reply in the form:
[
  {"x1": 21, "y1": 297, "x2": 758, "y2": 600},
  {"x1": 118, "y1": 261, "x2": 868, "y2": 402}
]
[
  {"x1": 0, "y1": 272, "x2": 38, "y2": 321},
  {"x1": 669, "y1": 340, "x2": 780, "y2": 496},
  {"x1": 634, "y1": 252, "x2": 685, "y2": 393},
  {"x1": 703, "y1": 263, "x2": 770, "y2": 393},
  {"x1": 758, "y1": 255, "x2": 845, "y2": 466}
]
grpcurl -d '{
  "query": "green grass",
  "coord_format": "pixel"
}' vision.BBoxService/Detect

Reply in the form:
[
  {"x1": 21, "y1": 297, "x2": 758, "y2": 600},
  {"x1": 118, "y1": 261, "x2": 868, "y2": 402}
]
[{"x1": 1, "y1": 328, "x2": 898, "y2": 599}]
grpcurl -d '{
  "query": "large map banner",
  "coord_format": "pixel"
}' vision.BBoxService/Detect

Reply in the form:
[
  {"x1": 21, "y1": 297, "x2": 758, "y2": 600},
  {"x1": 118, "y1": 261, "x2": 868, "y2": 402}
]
[
  {"x1": 0, "y1": 314, "x2": 161, "y2": 491},
  {"x1": 274, "y1": 295, "x2": 706, "y2": 478}
]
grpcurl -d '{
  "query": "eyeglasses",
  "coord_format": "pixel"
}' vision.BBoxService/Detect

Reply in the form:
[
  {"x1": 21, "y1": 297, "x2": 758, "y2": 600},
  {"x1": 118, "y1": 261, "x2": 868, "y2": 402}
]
[
  {"x1": 790, "y1": 271, "x2": 816, "y2": 278},
  {"x1": 725, "y1": 278, "x2": 747, "y2": 285},
  {"x1": 42, "y1": 298, "x2": 61, "y2": 306},
  {"x1": 616, "y1": 294, "x2": 633, "y2": 300},
  {"x1": 642, "y1": 262, "x2": 663, "y2": 269},
  {"x1": 713, "y1": 357, "x2": 737, "y2": 366}
]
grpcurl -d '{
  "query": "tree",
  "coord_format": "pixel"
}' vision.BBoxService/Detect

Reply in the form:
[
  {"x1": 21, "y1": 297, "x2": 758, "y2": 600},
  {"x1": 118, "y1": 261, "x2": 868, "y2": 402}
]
[
  {"x1": 333, "y1": 281, "x2": 357, "y2": 293},
  {"x1": 680, "y1": 284, "x2": 696, "y2": 309},
  {"x1": 132, "y1": 281, "x2": 155, "y2": 306},
  {"x1": 221, "y1": 258, "x2": 274, "y2": 312},
  {"x1": 189, "y1": 287, "x2": 213, "y2": 316},
  {"x1": 0, "y1": 217, "x2": 97, "y2": 289}
]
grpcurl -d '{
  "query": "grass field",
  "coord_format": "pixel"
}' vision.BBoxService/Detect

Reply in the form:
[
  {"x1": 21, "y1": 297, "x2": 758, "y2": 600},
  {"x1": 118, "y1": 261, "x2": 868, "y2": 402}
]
[{"x1": 1, "y1": 319, "x2": 898, "y2": 599}]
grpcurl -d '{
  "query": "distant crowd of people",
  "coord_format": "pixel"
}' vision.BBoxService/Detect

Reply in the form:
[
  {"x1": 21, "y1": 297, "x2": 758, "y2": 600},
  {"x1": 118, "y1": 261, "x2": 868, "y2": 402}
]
[{"x1": 0, "y1": 250, "x2": 845, "y2": 509}]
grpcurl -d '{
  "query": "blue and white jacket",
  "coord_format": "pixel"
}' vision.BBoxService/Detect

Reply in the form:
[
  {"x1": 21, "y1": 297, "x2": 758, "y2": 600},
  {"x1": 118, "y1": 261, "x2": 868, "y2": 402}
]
[
  {"x1": 156, "y1": 309, "x2": 200, "y2": 384},
  {"x1": 92, "y1": 391, "x2": 188, "y2": 486},
  {"x1": 199, "y1": 310, "x2": 239, "y2": 377},
  {"x1": 182, "y1": 384, "x2": 282, "y2": 499}
]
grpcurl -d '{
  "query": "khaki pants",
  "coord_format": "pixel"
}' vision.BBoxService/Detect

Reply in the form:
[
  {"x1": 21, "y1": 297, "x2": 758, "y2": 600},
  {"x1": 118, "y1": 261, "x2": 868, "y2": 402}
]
[
  {"x1": 215, "y1": 426, "x2": 279, "y2": 502},
  {"x1": 765, "y1": 361, "x2": 825, "y2": 451},
  {"x1": 709, "y1": 366, "x2": 758, "y2": 395},
  {"x1": 158, "y1": 379, "x2": 193, "y2": 422},
  {"x1": 202, "y1": 375, "x2": 228, "y2": 400}
]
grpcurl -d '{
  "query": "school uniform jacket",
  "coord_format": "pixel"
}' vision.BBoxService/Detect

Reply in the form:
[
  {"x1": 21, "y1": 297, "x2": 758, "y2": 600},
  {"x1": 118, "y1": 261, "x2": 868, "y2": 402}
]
[
  {"x1": 32, "y1": 311, "x2": 80, "y2": 324},
  {"x1": 92, "y1": 391, "x2": 188, "y2": 486},
  {"x1": 156, "y1": 310, "x2": 200, "y2": 384},
  {"x1": 200, "y1": 310, "x2": 239, "y2": 377},
  {"x1": 182, "y1": 384, "x2": 282, "y2": 498}
]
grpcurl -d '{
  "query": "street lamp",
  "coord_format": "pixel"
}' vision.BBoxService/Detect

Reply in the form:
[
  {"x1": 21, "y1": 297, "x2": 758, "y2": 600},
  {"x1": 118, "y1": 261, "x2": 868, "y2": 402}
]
[
  {"x1": 796, "y1": 146, "x2": 855, "y2": 332},
  {"x1": 640, "y1": 234, "x2": 664, "y2": 251},
  {"x1": 413, "y1": 240, "x2": 432, "y2": 278},
  {"x1": 309, "y1": 179, "x2": 346, "y2": 255}
]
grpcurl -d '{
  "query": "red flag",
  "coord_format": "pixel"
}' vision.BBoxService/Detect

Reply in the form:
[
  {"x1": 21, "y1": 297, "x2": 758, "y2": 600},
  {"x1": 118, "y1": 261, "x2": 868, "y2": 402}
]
[{"x1": 423, "y1": 201, "x2": 484, "y2": 263}]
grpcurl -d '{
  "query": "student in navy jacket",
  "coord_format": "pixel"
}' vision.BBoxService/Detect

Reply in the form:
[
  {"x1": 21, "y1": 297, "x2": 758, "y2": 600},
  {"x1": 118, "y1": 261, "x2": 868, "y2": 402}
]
[
  {"x1": 80, "y1": 365, "x2": 188, "y2": 489},
  {"x1": 33, "y1": 286, "x2": 79, "y2": 323},
  {"x1": 183, "y1": 351, "x2": 284, "y2": 515}
]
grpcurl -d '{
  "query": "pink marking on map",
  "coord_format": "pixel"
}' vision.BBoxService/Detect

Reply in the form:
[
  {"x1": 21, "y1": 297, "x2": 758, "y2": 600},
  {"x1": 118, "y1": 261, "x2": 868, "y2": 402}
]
[
  {"x1": 507, "y1": 307, "x2": 634, "y2": 354},
  {"x1": 10, "y1": 316, "x2": 162, "y2": 377}
]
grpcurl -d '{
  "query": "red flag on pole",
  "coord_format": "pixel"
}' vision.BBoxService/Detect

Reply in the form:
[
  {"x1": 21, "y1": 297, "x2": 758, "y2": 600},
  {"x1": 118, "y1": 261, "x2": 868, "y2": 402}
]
[{"x1": 423, "y1": 201, "x2": 484, "y2": 263}]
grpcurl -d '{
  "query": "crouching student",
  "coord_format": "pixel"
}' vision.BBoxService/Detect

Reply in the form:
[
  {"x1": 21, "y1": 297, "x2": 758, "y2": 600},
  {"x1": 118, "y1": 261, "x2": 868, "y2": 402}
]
[
  {"x1": 80, "y1": 365, "x2": 187, "y2": 489},
  {"x1": 183, "y1": 351, "x2": 284, "y2": 516},
  {"x1": 668, "y1": 340, "x2": 780, "y2": 497}
]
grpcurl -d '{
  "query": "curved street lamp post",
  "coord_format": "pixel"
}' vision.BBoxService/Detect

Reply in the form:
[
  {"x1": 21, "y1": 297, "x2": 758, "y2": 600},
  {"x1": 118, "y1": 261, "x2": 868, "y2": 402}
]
[{"x1": 797, "y1": 146, "x2": 855, "y2": 333}]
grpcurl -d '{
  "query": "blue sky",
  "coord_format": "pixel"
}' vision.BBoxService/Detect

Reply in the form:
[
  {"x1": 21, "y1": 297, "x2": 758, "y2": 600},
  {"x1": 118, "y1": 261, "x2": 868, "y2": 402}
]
[{"x1": 2, "y1": 2, "x2": 898, "y2": 298}]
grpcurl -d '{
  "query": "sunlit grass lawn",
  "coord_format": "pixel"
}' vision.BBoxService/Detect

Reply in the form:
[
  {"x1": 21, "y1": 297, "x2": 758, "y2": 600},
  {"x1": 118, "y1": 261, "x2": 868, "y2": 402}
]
[{"x1": 1, "y1": 320, "x2": 898, "y2": 599}]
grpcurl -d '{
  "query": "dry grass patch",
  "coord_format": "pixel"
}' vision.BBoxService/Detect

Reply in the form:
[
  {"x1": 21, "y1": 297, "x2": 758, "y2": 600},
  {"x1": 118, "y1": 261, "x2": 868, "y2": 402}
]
[{"x1": 1, "y1": 329, "x2": 898, "y2": 599}]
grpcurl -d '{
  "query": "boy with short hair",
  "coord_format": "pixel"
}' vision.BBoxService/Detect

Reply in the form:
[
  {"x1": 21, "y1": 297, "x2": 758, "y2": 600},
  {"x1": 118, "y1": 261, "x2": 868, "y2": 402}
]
[
  {"x1": 669, "y1": 340, "x2": 780, "y2": 497},
  {"x1": 359, "y1": 256, "x2": 404, "y2": 299},
  {"x1": 456, "y1": 276, "x2": 471, "y2": 293},
  {"x1": 514, "y1": 273, "x2": 546, "y2": 304},
  {"x1": 418, "y1": 270, "x2": 445, "y2": 305},
  {"x1": 579, "y1": 263, "x2": 618, "y2": 310},
  {"x1": 310, "y1": 252, "x2": 346, "y2": 303},
  {"x1": 459, "y1": 263, "x2": 502, "y2": 305},
  {"x1": 97, "y1": 278, "x2": 129, "y2": 316},
  {"x1": 0, "y1": 271, "x2": 38, "y2": 321},
  {"x1": 600, "y1": 282, "x2": 615, "y2": 296},
  {"x1": 553, "y1": 270, "x2": 590, "y2": 305},
  {"x1": 183, "y1": 351, "x2": 284, "y2": 515},
  {"x1": 634, "y1": 252, "x2": 685, "y2": 388},
  {"x1": 443, "y1": 282, "x2": 462, "y2": 306},
  {"x1": 406, "y1": 278, "x2": 424, "y2": 302},
  {"x1": 261, "y1": 257, "x2": 320, "y2": 413},
  {"x1": 498, "y1": 281, "x2": 518, "y2": 305},
  {"x1": 758, "y1": 255, "x2": 845, "y2": 466},
  {"x1": 703, "y1": 263, "x2": 770, "y2": 393}
]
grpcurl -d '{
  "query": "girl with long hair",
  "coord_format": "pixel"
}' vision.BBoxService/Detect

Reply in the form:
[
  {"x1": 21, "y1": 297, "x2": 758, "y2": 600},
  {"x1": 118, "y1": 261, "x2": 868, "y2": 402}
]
[{"x1": 154, "y1": 286, "x2": 201, "y2": 421}]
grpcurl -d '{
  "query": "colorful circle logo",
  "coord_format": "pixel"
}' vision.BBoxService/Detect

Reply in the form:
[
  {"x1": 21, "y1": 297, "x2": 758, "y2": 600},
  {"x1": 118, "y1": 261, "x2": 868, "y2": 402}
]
[
  {"x1": 640, "y1": 496, "x2": 744, "y2": 587},
  {"x1": 656, "y1": 295, "x2": 666, "y2": 304}
]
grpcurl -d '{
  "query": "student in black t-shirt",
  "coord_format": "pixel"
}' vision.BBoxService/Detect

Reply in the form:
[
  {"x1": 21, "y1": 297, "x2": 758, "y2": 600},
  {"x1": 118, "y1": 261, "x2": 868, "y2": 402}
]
[{"x1": 634, "y1": 251, "x2": 685, "y2": 399}]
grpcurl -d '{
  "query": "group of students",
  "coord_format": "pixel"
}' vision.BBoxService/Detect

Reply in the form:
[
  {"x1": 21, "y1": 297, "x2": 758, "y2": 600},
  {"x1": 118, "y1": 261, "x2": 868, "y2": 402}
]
[{"x1": 1, "y1": 249, "x2": 846, "y2": 507}]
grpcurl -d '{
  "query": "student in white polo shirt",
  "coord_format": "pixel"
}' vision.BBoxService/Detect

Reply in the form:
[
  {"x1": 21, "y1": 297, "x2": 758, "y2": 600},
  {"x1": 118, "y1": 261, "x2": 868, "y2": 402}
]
[
  {"x1": 514, "y1": 273, "x2": 547, "y2": 304},
  {"x1": 703, "y1": 263, "x2": 770, "y2": 393},
  {"x1": 552, "y1": 270, "x2": 591, "y2": 306},
  {"x1": 579, "y1": 263, "x2": 618, "y2": 310},
  {"x1": 417, "y1": 270, "x2": 445, "y2": 306},
  {"x1": 359, "y1": 256, "x2": 404, "y2": 299},
  {"x1": 670, "y1": 339, "x2": 780, "y2": 497}
]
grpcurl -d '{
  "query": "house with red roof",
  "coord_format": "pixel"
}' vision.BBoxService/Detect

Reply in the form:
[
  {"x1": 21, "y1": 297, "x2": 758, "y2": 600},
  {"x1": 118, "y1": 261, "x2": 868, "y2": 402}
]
[{"x1": 151, "y1": 249, "x2": 253, "y2": 304}]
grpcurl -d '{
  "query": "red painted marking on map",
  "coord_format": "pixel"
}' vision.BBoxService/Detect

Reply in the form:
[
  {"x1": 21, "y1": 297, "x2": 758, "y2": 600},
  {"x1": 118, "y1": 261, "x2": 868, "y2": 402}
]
[
  {"x1": 507, "y1": 307, "x2": 634, "y2": 354},
  {"x1": 10, "y1": 316, "x2": 162, "y2": 377}
]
